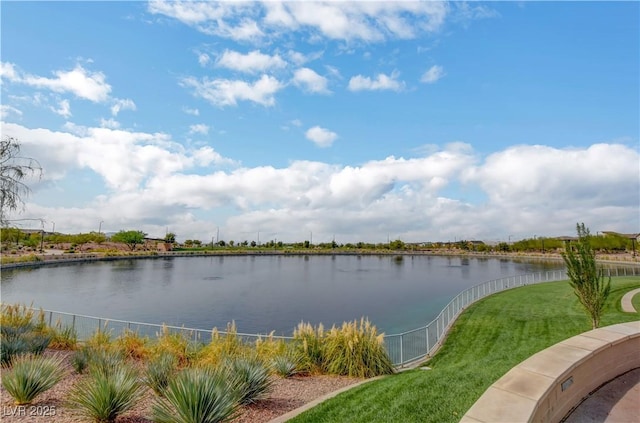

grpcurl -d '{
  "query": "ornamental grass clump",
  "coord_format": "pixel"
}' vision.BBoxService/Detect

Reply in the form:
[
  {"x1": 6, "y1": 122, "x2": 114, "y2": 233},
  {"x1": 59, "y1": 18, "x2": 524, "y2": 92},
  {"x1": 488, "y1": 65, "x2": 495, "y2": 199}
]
[
  {"x1": 197, "y1": 322, "x2": 251, "y2": 367},
  {"x1": 67, "y1": 365, "x2": 143, "y2": 423},
  {"x1": 292, "y1": 321, "x2": 325, "y2": 374},
  {"x1": 115, "y1": 329, "x2": 151, "y2": 360},
  {"x1": 86, "y1": 348, "x2": 125, "y2": 378},
  {"x1": 151, "y1": 367, "x2": 239, "y2": 423},
  {"x1": 153, "y1": 325, "x2": 202, "y2": 367},
  {"x1": 323, "y1": 318, "x2": 394, "y2": 378},
  {"x1": 71, "y1": 347, "x2": 91, "y2": 374},
  {"x1": 144, "y1": 352, "x2": 177, "y2": 396},
  {"x1": 1, "y1": 354, "x2": 66, "y2": 405},
  {"x1": 225, "y1": 357, "x2": 273, "y2": 405}
]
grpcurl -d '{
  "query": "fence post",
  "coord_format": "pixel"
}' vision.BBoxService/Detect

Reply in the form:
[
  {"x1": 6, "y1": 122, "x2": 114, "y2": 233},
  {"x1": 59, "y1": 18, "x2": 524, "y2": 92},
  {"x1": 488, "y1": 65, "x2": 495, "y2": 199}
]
[
  {"x1": 72, "y1": 314, "x2": 76, "y2": 331},
  {"x1": 98, "y1": 318, "x2": 102, "y2": 333},
  {"x1": 400, "y1": 333, "x2": 404, "y2": 367},
  {"x1": 426, "y1": 326, "x2": 430, "y2": 355}
]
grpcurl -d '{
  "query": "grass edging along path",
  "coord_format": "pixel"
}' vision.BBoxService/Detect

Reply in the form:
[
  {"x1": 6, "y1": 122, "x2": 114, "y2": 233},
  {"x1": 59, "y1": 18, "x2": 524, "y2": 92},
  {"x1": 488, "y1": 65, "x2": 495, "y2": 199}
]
[{"x1": 287, "y1": 277, "x2": 640, "y2": 423}]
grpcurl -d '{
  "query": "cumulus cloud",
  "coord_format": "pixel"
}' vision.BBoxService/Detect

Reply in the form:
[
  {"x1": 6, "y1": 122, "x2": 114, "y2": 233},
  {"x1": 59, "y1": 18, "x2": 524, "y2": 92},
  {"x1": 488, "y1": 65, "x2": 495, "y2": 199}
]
[
  {"x1": 305, "y1": 126, "x2": 338, "y2": 148},
  {"x1": 3, "y1": 120, "x2": 637, "y2": 244},
  {"x1": 348, "y1": 71, "x2": 404, "y2": 92},
  {"x1": 181, "y1": 74, "x2": 283, "y2": 107},
  {"x1": 148, "y1": 0, "x2": 448, "y2": 43},
  {"x1": 420, "y1": 65, "x2": 445, "y2": 84},
  {"x1": 293, "y1": 68, "x2": 330, "y2": 94},
  {"x1": 216, "y1": 49, "x2": 287, "y2": 73}
]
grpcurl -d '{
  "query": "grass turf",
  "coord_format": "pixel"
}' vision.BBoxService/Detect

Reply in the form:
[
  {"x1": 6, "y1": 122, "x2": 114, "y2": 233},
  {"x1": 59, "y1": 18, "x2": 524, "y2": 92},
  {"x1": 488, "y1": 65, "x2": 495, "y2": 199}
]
[{"x1": 289, "y1": 276, "x2": 640, "y2": 423}]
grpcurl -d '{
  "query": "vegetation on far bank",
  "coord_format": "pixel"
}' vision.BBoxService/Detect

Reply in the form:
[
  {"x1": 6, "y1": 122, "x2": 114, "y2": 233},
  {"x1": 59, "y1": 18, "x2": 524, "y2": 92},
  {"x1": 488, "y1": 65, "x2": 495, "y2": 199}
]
[{"x1": 289, "y1": 276, "x2": 640, "y2": 423}]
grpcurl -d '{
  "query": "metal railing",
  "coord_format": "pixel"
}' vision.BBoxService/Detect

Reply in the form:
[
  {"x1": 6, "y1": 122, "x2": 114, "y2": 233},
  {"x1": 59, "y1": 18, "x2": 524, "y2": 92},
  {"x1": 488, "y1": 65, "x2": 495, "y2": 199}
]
[{"x1": 18, "y1": 265, "x2": 640, "y2": 367}]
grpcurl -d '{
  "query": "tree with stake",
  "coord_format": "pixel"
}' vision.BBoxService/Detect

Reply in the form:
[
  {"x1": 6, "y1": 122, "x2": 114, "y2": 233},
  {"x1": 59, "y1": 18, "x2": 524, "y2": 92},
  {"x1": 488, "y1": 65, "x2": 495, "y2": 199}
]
[
  {"x1": 1, "y1": 136, "x2": 42, "y2": 225},
  {"x1": 561, "y1": 223, "x2": 611, "y2": 329}
]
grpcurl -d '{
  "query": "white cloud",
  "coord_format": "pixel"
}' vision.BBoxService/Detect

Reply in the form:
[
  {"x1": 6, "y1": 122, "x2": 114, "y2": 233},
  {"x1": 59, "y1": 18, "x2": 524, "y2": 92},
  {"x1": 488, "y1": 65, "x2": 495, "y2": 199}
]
[
  {"x1": 111, "y1": 98, "x2": 136, "y2": 116},
  {"x1": 189, "y1": 124, "x2": 210, "y2": 135},
  {"x1": 1, "y1": 104, "x2": 23, "y2": 119},
  {"x1": 182, "y1": 107, "x2": 200, "y2": 116},
  {"x1": 348, "y1": 71, "x2": 404, "y2": 92},
  {"x1": 290, "y1": 119, "x2": 302, "y2": 127},
  {"x1": 51, "y1": 99, "x2": 72, "y2": 118},
  {"x1": 197, "y1": 53, "x2": 210, "y2": 67},
  {"x1": 4, "y1": 120, "x2": 637, "y2": 243},
  {"x1": 305, "y1": 126, "x2": 338, "y2": 148},
  {"x1": 216, "y1": 49, "x2": 287, "y2": 74},
  {"x1": 0, "y1": 62, "x2": 19, "y2": 81},
  {"x1": 21, "y1": 65, "x2": 111, "y2": 102},
  {"x1": 100, "y1": 118, "x2": 120, "y2": 129},
  {"x1": 181, "y1": 74, "x2": 284, "y2": 107},
  {"x1": 293, "y1": 68, "x2": 330, "y2": 94},
  {"x1": 421, "y1": 65, "x2": 445, "y2": 84},
  {"x1": 148, "y1": 1, "x2": 448, "y2": 43}
]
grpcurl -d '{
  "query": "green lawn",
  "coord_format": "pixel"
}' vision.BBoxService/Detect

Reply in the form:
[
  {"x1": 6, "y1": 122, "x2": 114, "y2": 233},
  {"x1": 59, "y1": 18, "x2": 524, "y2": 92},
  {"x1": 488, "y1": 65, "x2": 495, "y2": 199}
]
[{"x1": 290, "y1": 277, "x2": 640, "y2": 423}]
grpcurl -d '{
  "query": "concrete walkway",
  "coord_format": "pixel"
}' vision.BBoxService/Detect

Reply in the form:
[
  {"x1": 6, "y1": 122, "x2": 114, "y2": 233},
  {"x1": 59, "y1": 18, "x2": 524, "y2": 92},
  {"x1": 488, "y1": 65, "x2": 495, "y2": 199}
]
[
  {"x1": 621, "y1": 288, "x2": 640, "y2": 313},
  {"x1": 563, "y1": 367, "x2": 640, "y2": 423}
]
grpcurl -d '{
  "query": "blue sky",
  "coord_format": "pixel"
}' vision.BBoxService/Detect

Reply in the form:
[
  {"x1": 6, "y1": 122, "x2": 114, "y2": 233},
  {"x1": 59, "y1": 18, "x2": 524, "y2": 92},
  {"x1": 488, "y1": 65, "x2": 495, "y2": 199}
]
[{"x1": 1, "y1": 1, "x2": 638, "y2": 243}]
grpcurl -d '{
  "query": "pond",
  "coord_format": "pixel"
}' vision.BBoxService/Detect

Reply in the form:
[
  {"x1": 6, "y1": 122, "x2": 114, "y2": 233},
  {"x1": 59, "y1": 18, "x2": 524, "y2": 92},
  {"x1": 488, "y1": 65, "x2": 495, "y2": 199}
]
[{"x1": 0, "y1": 255, "x2": 565, "y2": 335}]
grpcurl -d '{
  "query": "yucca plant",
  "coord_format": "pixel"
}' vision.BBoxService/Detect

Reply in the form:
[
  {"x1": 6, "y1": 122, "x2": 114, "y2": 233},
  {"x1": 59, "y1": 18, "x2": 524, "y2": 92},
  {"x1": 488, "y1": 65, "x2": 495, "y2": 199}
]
[
  {"x1": 225, "y1": 357, "x2": 273, "y2": 405},
  {"x1": 271, "y1": 354, "x2": 299, "y2": 378},
  {"x1": 71, "y1": 347, "x2": 92, "y2": 374},
  {"x1": 67, "y1": 365, "x2": 143, "y2": 423},
  {"x1": 151, "y1": 367, "x2": 239, "y2": 423},
  {"x1": 323, "y1": 318, "x2": 395, "y2": 378},
  {"x1": 1, "y1": 354, "x2": 66, "y2": 405},
  {"x1": 87, "y1": 348, "x2": 125, "y2": 378},
  {"x1": 0, "y1": 337, "x2": 28, "y2": 366},
  {"x1": 144, "y1": 352, "x2": 177, "y2": 396}
]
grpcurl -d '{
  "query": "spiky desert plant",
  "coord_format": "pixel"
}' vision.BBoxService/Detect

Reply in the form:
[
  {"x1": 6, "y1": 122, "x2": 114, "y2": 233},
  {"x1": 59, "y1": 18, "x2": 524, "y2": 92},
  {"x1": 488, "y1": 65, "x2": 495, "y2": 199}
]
[
  {"x1": 1, "y1": 354, "x2": 66, "y2": 405},
  {"x1": 144, "y1": 352, "x2": 177, "y2": 396},
  {"x1": 151, "y1": 367, "x2": 239, "y2": 423},
  {"x1": 271, "y1": 354, "x2": 299, "y2": 378},
  {"x1": 323, "y1": 318, "x2": 394, "y2": 378},
  {"x1": 67, "y1": 365, "x2": 143, "y2": 423},
  {"x1": 292, "y1": 321, "x2": 325, "y2": 374},
  {"x1": 87, "y1": 348, "x2": 125, "y2": 378},
  {"x1": 225, "y1": 357, "x2": 273, "y2": 405},
  {"x1": 71, "y1": 347, "x2": 92, "y2": 374},
  {"x1": 0, "y1": 337, "x2": 28, "y2": 366}
]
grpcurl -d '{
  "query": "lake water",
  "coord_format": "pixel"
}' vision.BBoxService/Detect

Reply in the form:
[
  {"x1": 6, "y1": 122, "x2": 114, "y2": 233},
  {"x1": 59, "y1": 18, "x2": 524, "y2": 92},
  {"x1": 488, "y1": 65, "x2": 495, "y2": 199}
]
[{"x1": 0, "y1": 255, "x2": 565, "y2": 335}]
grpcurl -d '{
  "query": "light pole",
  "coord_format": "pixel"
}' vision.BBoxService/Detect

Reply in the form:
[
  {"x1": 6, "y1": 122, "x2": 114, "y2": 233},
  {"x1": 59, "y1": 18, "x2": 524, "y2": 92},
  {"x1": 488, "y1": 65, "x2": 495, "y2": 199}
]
[{"x1": 98, "y1": 220, "x2": 104, "y2": 234}]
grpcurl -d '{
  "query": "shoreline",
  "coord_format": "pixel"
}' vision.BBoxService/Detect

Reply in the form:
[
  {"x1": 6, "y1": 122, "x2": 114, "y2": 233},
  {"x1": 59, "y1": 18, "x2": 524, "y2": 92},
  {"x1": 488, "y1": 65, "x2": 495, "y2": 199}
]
[{"x1": 1, "y1": 249, "x2": 638, "y2": 270}]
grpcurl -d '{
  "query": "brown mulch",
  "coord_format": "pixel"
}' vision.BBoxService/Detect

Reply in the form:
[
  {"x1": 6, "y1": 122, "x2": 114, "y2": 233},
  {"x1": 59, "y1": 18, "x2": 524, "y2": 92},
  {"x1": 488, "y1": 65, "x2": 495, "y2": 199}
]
[{"x1": 0, "y1": 350, "x2": 362, "y2": 423}]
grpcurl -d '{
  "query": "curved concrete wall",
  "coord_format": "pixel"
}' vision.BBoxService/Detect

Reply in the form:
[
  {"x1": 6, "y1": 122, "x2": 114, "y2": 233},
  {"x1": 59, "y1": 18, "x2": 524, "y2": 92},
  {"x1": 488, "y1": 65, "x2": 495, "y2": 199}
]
[{"x1": 461, "y1": 321, "x2": 640, "y2": 423}]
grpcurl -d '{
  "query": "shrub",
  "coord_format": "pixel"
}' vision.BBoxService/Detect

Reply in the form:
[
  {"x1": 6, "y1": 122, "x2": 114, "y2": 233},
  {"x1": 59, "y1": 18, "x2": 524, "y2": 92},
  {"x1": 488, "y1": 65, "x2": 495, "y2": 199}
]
[
  {"x1": 151, "y1": 367, "x2": 239, "y2": 423},
  {"x1": 254, "y1": 332, "x2": 288, "y2": 362},
  {"x1": 224, "y1": 357, "x2": 272, "y2": 405},
  {"x1": 85, "y1": 327, "x2": 113, "y2": 351},
  {"x1": 292, "y1": 322, "x2": 325, "y2": 374},
  {"x1": 144, "y1": 353, "x2": 177, "y2": 396},
  {"x1": 46, "y1": 324, "x2": 78, "y2": 349},
  {"x1": 67, "y1": 365, "x2": 143, "y2": 423},
  {"x1": 0, "y1": 338, "x2": 28, "y2": 366},
  {"x1": 323, "y1": 318, "x2": 394, "y2": 378},
  {"x1": 1, "y1": 354, "x2": 66, "y2": 405}
]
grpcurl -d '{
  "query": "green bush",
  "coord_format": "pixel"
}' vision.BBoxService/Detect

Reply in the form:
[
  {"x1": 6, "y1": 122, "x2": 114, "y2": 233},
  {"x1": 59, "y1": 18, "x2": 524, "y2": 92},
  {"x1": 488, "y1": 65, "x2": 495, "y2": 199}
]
[
  {"x1": 67, "y1": 365, "x2": 143, "y2": 423},
  {"x1": 144, "y1": 353, "x2": 177, "y2": 396},
  {"x1": 225, "y1": 357, "x2": 273, "y2": 405},
  {"x1": 0, "y1": 338, "x2": 28, "y2": 366},
  {"x1": 151, "y1": 367, "x2": 239, "y2": 423},
  {"x1": 87, "y1": 348, "x2": 125, "y2": 378},
  {"x1": 1, "y1": 354, "x2": 66, "y2": 405},
  {"x1": 71, "y1": 347, "x2": 91, "y2": 374}
]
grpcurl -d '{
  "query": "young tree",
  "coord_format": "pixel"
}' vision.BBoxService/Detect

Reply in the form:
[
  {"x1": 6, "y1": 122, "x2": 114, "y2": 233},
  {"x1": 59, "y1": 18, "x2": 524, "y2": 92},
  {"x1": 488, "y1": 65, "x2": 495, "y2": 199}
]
[
  {"x1": 561, "y1": 223, "x2": 611, "y2": 329},
  {"x1": 111, "y1": 230, "x2": 146, "y2": 251},
  {"x1": 164, "y1": 232, "x2": 176, "y2": 243},
  {"x1": 1, "y1": 136, "x2": 42, "y2": 225}
]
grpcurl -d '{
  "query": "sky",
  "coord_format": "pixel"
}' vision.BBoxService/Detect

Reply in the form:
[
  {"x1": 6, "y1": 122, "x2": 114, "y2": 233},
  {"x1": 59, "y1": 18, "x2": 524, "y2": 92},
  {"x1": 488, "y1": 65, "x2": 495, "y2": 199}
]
[{"x1": 0, "y1": 0, "x2": 638, "y2": 244}]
